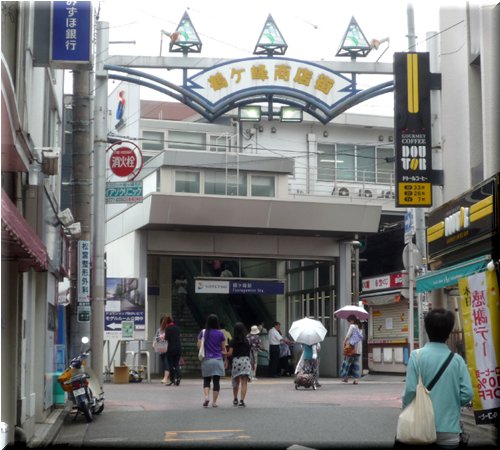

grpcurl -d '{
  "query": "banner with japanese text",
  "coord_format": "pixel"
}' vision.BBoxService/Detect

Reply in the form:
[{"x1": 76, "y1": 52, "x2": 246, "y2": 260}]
[{"x1": 459, "y1": 270, "x2": 500, "y2": 425}]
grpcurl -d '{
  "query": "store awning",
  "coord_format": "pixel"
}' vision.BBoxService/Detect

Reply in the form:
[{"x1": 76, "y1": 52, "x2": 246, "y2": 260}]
[
  {"x1": 361, "y1": 290, "x2": 406, "y2": 306},
  {"x1": 1, "y1": 191, "x2": 48, "y2": 271},
  {"x1": 415, "y1": 255, "x2": 489, "y2": 293}
]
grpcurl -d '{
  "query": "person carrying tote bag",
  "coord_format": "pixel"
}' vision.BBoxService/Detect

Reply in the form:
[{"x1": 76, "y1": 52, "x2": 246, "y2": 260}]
[{"x1": 396, "y1": 308, "x2": 473, "y2": 449}]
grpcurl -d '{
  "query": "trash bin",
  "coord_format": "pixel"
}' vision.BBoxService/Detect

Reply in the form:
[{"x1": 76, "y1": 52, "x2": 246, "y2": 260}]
[
  {"x1": 53, "y1": 372, "x2": 66, "y2": 405},
  {"x1": 114, "y1": 365, "x2": 129, "y2": 384}
]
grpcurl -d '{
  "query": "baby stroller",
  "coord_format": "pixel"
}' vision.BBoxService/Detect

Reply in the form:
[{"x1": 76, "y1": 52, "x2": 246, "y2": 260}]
[{"x1": 294, "y1": 360, "x2": 317, "y2": 390}]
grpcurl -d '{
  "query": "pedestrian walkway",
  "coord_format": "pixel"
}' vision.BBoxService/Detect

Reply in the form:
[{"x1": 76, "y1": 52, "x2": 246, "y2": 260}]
[{"x1": 31, "y1": 373, "x2": 497, "y2": 448}]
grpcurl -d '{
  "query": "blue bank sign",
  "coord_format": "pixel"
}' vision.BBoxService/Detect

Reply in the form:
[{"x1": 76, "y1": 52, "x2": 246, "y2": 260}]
[{"x1": 51, "y1": 1, "x2": 92, "y2": 66}]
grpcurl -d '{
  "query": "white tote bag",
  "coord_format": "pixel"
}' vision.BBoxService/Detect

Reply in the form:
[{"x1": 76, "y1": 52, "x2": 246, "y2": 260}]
[
  {"x1": 198, "y1": 330, "x2": 205, "y2": 361},
  {"x1": 396, "y1": 352, "x2": 436, "y2": 445}
]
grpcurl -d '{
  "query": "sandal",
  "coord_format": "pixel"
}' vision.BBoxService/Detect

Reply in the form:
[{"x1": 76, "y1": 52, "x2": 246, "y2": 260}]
[
  {"x1": 239, "y1": 400, "x2": 246, "y2": 407},
  {"x1": 212, "y1": 404, "x2": 218, "y2": 408},
  {"x1": 342, "y1": 378, "x2": 348, "y2": 383},
  {"x1": 203, "y1": 399, "x2": 209, "y2": 407},
  {"x1": 353, "y1": 380, "x2": 359, "y2": 385},
  {"x1": 233, "y1": 399, "x2": 238, "y2": 406}
]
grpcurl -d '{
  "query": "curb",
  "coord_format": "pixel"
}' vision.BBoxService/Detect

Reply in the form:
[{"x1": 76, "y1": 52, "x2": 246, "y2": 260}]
[{"x1": 30, "y1": 403, "x2": 71, "y2": 448}]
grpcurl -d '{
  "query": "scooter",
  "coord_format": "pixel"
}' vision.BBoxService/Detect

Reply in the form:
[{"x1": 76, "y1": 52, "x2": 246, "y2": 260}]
[{"x1": 58, "y1": 337, "x2": 104, "y2": 422}]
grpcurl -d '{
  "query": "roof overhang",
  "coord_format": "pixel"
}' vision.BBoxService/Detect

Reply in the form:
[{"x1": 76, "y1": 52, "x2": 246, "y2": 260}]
[
  {"x1": 1, "y1": 190, "x2": 48, "y2": 272},
  {"x1": 106, "y1": 193, "x2": 382, "y2": 241}
]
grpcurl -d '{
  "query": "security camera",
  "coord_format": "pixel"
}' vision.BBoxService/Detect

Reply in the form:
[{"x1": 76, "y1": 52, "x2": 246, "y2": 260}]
[{"x1": 487, "y1": 260, "x2": 497, "y2": 272}]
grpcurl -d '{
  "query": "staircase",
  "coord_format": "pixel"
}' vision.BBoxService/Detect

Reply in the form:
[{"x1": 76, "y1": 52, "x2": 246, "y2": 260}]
[{"x1": 173, "y1": 295, "x2": 201, "y2": 376}]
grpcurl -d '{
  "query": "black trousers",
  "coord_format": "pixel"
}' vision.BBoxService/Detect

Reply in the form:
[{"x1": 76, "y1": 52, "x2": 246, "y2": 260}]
[{"x1": 268, "y1": 345, "x2": 280, "y2": 376}]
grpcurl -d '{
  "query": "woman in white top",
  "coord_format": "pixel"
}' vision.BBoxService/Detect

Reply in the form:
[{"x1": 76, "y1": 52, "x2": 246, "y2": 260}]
[{"x1": 339, "y1": 315, "x2": 364, "y2": 384}]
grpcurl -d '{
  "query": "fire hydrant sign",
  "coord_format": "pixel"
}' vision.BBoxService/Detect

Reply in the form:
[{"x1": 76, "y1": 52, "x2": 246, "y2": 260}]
[{"x1": 106, "y1": 141, "x2": 143, "y2": 181}]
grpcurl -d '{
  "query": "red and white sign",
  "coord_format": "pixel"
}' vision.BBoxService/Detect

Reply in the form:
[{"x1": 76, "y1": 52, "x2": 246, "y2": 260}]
[
  {"x1": 362, "y1": 272, "x2": 408, "y2": 292},
  {"x1": 107, "y1": 141, "x2": 143, "y2": 181}
]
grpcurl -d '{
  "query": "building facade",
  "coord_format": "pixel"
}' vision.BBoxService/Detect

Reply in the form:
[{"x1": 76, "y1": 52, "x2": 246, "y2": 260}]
[{"x1": 1, "y1": 2, "x2": 69, "y2": 444}]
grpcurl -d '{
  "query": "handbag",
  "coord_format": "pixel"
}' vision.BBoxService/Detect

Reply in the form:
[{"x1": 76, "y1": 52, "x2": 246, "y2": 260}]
[
  {"x1": 396, "y1": 351, "x2": 454, "y2": 445},
  {"x1": 153, "y1": 331, "x2": 168, "y2": 353},
  {"x1": 153, "y1": 339, "x2": 168, "y2": 354},
  {"x1": 343, "y1": 343, "x2": 356, "y2": 357},
  {"x1": 198, "y1": 329, "x2": 205, "y2": 361}
]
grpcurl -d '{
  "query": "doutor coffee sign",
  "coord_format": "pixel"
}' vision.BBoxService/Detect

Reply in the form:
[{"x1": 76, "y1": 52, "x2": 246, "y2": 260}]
[{"x1": 394, "y1": 52, "x2": 433, "y2": 208}]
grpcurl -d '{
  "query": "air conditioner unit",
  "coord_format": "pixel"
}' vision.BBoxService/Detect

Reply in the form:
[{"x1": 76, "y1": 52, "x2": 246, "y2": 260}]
[
  {"x1": 359, "y1": 189, "x2": 372, "y2": 198},
  {"x1": 57, "y1": 208, "x2": 75, "y2": 227},
  {"x1": 41, "y1": 150, "x2": 59, "y2": 175},
  {"x1": 339, "y1": 187, "x2": 350, "y2": 196}
]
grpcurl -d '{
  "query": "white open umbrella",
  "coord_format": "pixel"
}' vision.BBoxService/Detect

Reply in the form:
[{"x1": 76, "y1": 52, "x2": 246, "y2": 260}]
[
  {"x1": 288, "y1": 317, "x2": 327, "y2": 345},
  {"x1": 334, "y1": 305, "x2": 369, "y2": 321}
]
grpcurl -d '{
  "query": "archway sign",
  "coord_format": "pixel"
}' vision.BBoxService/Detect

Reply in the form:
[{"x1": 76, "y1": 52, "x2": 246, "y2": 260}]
[{"x1": 104, "y1": 12, "x2": 396, "y2": 124}]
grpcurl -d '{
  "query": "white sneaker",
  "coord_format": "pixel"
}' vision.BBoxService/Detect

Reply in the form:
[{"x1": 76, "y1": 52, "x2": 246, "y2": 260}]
[{"x1": 253, "y1": 377, "x2": 258, "y2": 381}]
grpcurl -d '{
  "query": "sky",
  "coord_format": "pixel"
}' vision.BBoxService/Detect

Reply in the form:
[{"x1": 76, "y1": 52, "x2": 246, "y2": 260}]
[{"x1": 89, "y1": 0, "x2": 475, "y2": 114}]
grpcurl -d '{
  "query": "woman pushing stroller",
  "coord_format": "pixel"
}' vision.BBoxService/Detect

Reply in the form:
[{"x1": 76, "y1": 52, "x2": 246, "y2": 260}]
[{"x1": 294, "y1": 342, "x2": 321, "y2": 389}]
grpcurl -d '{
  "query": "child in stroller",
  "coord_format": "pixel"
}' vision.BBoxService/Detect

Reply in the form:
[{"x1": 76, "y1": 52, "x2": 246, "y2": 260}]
[{"x1": 294, "y1": 343, "x2": 320, "y2": 390}]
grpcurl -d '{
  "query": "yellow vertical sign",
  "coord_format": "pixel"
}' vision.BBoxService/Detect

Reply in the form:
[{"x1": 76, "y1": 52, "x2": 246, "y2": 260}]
[
  {"x1": 459, "y1": 270, "x2": 500, "y2": 424},
  {"x1": 407, "y1": 53, "x2": 419, "y2": 113}
]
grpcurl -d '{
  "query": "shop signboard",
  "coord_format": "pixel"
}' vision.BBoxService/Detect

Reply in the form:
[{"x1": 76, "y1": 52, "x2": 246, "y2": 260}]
[
  {"x1": 459, "y1": 270, "x2": 500, "y2": 425},
  {"x1": 426, "y1": 175, "x2": 498, "y2": 262},
  {"x1": 362, "y1": 272, "x2": 408, "y2": 292},
  {"x1": 394, "y1": 52, "x2": 433, "y2": 207}
]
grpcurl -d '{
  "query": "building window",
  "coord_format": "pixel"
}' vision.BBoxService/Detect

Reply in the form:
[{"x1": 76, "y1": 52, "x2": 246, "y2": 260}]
[
  {"x1": 205, "y1": 170, "x2": 247, "y2": 196},
  {"x1": 357, "y1": 145, "x2": 376, "y2": 182},
  {"x1": 175, "y1": 171, "x2": 200, "y2": 193},
  {"x1": 251, "y1": 175, "x2": 275, "y2": 197},
  {"x1": 209, "y1": 134, "x2": 230, "y2": 152},
  {"x1": 169, "y1": 131, "x2": 206, "y2": 151},
  {"x1": 376, "y1": 146, "x2": 395, "y2": 183},
  {"x1": 318, "y1": 143, "x2": 391, "y2": 183},
  {"x1": 142, "y1": 130, "x2": 165, "y2": 150},
  {"x1": 336, "y1": 144, "x2": 355, "y2": 181}
]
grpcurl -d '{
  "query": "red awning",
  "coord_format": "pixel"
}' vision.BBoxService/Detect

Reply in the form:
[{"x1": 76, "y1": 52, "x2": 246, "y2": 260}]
[{"x1": 1, "y1": 190, "x2": 48, "y2": 271}]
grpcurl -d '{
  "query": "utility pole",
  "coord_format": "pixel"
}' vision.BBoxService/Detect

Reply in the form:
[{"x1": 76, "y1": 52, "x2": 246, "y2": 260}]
[
  {"x1": 90, "y1": 21, "x2": 108, "y2": 386},
  {"x1": 406, "y1": 2, "x2": 428, "y2": 350},
  {"x1": 70, "y1": 68, "x2": 92, "y2": 357}
]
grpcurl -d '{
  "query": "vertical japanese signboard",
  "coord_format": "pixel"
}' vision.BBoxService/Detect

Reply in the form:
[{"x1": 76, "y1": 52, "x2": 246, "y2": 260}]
[
  {"x1": 394, "y1": 52, "x2": 433, "y2": 207},
  {"x1": 459, "y1": 270, "x2": 500, "y2": 425},
  {"x1": 51, "y1": 1, "x2": 92, "y2": 66},
  {"x1": 77, "y1": 240, "x2": 91, "y2": 322}
]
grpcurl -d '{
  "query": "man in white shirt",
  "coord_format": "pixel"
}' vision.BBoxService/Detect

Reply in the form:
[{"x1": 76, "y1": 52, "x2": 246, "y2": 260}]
[{"x1": 268, "y1": 322, "x2": 285, "y2": 377}]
